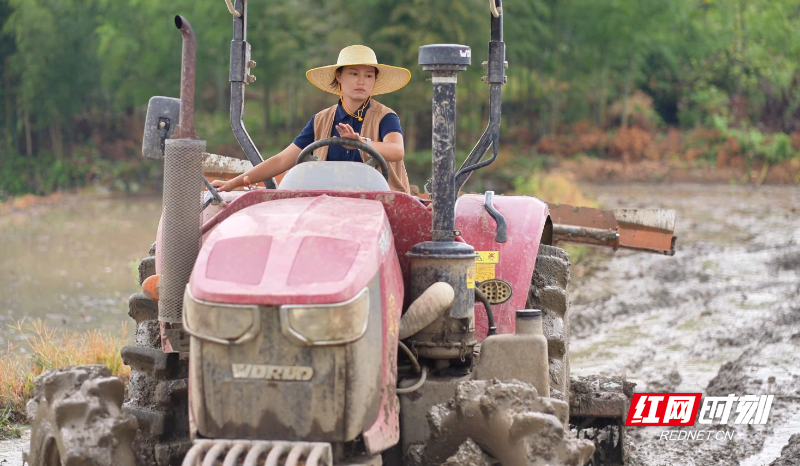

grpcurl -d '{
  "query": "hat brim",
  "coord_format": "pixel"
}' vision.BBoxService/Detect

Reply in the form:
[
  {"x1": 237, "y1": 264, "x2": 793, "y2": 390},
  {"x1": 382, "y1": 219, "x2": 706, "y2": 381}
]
[{"x1": 306, "y1": 63, "x2": 411, "y2": 96}]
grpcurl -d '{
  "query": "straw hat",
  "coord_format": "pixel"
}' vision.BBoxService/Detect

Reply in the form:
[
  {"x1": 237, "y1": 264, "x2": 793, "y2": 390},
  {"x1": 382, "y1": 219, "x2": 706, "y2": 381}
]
[{"x1": 306, "y1": 45, "x2": 411, "y2": 96}]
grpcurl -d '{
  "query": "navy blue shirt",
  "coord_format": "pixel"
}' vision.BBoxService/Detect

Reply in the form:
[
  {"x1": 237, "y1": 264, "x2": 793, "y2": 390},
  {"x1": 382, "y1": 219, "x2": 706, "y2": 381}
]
[{"x1": 293, "y1": 100, "x2": 402, "y2": 162}]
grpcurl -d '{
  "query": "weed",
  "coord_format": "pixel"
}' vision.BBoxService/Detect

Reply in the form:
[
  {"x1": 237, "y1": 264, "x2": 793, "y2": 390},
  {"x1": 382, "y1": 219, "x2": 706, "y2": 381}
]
[
  {"x1": 0, "y1": 405, "x2": 22, "y2": 438},
  {"x1": 513, "y1": 171, "x2": 598, "y2": 208},
  {"x1": 0, "y1": 320, "x2": 129, "y2": 435}
]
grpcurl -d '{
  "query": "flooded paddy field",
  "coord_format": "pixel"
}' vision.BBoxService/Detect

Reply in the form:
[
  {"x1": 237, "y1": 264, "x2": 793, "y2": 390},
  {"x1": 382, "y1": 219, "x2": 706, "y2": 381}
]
[{"x1": 0, "y1": 193, "x2": 162, "y2": 349}]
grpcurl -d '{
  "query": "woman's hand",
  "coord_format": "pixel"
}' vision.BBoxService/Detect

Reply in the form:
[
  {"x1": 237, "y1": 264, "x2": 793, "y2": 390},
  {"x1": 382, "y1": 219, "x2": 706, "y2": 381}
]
[
  {"x1": 211, "y1": 176, "x2": 253, "y2": 192},
  {"x1": 336, "y1": 123, "x2": 361, "y2": 150},
  {"x1": 210, "y1": 179, "x2": 231, "y2": 192}
]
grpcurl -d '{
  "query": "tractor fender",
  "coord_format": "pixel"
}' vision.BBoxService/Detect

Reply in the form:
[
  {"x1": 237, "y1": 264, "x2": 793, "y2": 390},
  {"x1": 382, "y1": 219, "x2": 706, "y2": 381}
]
[{"x1": 455, "y1": 194, "x2": 550, "y2": 340}]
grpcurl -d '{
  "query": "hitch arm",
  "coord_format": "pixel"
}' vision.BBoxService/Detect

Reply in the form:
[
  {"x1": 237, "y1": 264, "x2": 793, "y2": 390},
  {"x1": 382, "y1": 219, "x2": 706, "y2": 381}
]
[{"x1": 548, "y1": 203, "x2": 677, "y2": 255}]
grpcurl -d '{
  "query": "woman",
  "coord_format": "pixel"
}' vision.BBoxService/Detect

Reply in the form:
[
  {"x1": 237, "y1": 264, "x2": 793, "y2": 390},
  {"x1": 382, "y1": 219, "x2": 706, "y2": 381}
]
[{"x1": 212, "y1": 45, "x2": 412, "y2": 194}]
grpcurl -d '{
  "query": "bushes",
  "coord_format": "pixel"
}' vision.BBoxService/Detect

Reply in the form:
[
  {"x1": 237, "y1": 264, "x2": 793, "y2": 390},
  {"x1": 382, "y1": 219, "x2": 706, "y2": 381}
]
[
  {"x1": 0, "y1": 146, "x2": 161, "y2": 200},
  {"x1": 710, "y1": 115, "x2": 798, "y2": 165},
  {"x1": 533, "y1": 120, "x2": 800, "y2": 171}
]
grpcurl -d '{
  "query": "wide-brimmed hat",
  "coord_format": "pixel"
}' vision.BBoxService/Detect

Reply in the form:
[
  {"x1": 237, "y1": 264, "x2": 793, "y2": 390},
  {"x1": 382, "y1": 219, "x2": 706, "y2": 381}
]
[{"x1": 306, "y1": 45, "x2": 411, "y2": 96}]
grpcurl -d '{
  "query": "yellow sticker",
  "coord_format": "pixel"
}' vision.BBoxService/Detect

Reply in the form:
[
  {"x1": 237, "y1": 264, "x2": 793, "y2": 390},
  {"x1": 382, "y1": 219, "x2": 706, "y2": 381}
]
[
  {"x1": 466, "y1": 265, "x2": 476, "y2": 289},
  {"x1": 475, "y1": 251, "x2": 500, "y2": 264},
  {"x1": 476, "y1": 263, "x2": 496, "y2": 281}
]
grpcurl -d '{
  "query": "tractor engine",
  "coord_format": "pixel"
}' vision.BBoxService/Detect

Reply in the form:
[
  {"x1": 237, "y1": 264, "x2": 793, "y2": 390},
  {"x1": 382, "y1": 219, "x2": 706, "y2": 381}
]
[{"x1": 184, "y1": 196, "x2": 403, "y2": 449}]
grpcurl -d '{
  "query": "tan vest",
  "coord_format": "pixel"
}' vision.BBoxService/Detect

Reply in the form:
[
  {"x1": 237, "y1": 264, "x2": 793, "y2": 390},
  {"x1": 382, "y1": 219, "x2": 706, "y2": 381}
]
[{"x1": 312, "y1": 100, "x2": 411, "y2": 194}]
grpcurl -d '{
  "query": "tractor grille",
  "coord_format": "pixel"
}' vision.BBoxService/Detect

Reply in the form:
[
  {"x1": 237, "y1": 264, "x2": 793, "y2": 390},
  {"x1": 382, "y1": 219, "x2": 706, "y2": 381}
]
[
  {"x1": 159, "y1": 139, "x2": 205, "y2": 323},
  {"x1": 182, "y1": 439, "x2": 332, "y2": 466},
  {"x1": 478, "y1": 278, "x2": 513, "y2": 304}
]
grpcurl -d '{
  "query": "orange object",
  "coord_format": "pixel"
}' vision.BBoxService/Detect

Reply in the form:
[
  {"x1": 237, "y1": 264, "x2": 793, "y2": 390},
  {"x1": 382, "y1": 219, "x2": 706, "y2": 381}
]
[
  {"x1": 142, "y1": 274, "x2": 161, "y2": 301},
  {"x1": 548, "y1": 203, "x2": 676, "y2": 255}
]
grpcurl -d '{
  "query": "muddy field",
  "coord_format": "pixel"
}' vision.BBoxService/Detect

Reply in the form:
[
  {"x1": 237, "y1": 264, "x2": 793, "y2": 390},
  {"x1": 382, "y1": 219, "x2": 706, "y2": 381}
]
[
  {"x1": 0, "y1": 183, "x2": 798, "y2": 465},
  {"x1": 570, "y1": 183, "x2": 800, "y2": 466}
]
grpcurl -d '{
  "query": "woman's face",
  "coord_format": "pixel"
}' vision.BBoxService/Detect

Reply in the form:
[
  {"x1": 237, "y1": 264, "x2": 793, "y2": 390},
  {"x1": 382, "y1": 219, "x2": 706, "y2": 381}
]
[{"x1": 337, "y1": 65, "x2": 377, "y2": 101}]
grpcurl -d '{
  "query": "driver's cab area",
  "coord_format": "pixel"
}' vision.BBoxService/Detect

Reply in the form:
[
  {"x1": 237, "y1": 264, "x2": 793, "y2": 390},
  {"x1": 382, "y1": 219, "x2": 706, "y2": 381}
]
[{"x1": 279, "y1": 161, "x2": 391, "y2": 191}]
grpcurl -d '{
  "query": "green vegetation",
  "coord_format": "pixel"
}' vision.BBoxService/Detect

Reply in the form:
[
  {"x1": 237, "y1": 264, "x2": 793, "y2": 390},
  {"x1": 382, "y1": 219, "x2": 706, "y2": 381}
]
[
  {"x1": 3, "y1": 0, "x2": 800, "y2": 197},
  {"x1": 0, "y1": 320, "x2": 129, "y2": 432}
]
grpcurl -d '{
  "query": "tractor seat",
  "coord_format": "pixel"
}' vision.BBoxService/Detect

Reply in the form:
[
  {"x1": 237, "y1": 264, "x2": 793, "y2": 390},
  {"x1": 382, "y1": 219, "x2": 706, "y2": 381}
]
[{"x1": 278, "y1": 161, "x2": 391, "y2": 191}]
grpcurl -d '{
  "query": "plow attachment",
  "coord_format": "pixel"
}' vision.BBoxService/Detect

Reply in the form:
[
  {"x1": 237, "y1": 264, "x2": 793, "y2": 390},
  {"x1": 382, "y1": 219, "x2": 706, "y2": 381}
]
[
  {"x1": 548, "y1": 203, "x2": 677, "y2": 255},
  {"x1": 182, "y1": 440, "x2": 332, "y2": 466}
]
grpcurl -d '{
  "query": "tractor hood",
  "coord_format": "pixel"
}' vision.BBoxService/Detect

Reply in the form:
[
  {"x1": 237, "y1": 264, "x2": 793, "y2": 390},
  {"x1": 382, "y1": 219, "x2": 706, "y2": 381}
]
[{"x1": 190, "y1": 195, "x2": 391, "y2": 306}]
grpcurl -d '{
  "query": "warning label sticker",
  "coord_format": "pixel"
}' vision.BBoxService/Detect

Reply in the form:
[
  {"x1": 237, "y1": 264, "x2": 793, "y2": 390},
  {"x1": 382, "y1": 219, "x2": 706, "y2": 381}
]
[
  {"x1": 475, "y1": 251, "x2": 500, "y2": 264},
  {"x1": 476, "y1": 263, "x2": 495, "y2": 281}
]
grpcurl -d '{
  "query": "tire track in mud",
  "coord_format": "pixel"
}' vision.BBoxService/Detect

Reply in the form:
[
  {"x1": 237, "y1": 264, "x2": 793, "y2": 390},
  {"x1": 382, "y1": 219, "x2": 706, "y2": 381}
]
[{"x1": 569, "y1": 183, "x2": 800, "y2": 466}]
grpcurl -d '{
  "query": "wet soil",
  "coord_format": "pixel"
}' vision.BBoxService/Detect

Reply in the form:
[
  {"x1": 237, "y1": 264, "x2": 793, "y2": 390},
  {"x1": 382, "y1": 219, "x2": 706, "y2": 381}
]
[{"x1": 570, "y1": 183, "x2": 800, "y2": 466}]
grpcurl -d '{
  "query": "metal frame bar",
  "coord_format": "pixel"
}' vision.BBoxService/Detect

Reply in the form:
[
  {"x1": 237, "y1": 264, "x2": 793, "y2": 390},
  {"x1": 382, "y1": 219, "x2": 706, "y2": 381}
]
[
  {"x1": 454, "y1": 0, "x2": 505, "y2": 193},
  {"x1": 229, "y1": 0, "x2": 276, "y2": 189}
]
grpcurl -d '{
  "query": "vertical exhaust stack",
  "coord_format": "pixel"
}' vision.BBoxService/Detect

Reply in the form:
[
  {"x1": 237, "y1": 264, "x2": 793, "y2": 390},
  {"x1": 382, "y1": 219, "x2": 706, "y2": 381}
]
[
  {"x1": 406, "y1": 45, "x2": 477, "y2": 369},
  {"x1": 159, "y1": 16, "x2": 206, "y2": 325}
]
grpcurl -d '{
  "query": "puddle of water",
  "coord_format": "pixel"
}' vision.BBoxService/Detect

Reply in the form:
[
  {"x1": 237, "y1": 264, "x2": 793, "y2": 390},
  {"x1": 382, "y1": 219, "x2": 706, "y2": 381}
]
[
  {"x1": 740, "y1": 408, "x2": 800, "y2": 466},
  {"x1": 0, "y1": 194, "x2": 162, "y2": 350},
  {"x1": 0, "y1": 429, "x2": 29, "y2": 466}
]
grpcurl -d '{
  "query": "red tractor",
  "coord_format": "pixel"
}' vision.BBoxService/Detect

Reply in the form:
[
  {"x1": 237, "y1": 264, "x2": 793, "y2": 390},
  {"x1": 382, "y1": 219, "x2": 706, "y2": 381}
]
[{"x1": 24, "y1": 2, "x2": 675, "y2": 465}]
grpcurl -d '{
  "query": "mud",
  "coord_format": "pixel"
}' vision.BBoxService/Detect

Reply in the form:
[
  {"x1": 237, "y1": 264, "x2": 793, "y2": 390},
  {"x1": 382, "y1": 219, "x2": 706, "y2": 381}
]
[
  {"x1": 441, "y1": 439, "x2": 494, "y2": 466},
  {"x1": 768, "y1": 434, "x2": 800, "y2": 466},
  {"x1": 570, "y1": 183, "x2": 800, "y2": 466}
]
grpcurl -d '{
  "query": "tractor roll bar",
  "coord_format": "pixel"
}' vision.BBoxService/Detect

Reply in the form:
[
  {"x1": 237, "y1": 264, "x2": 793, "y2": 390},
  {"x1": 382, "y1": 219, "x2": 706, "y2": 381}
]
[
  {"x1": 454, "y1": 0, "x2": 506, "y2": 194},
  {"x1": 229, "y1": 0, "x2": 277, "y2": 189}
]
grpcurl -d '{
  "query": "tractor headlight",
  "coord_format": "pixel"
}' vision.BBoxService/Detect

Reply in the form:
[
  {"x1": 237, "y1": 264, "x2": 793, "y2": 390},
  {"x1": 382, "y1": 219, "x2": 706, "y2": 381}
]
[{"x1": 279, "y1": 288, "x2": 370, "y2": 346}]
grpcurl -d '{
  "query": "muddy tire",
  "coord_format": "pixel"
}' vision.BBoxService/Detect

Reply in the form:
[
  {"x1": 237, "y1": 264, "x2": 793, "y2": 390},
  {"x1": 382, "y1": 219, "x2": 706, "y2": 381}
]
[
  {"x1": 416, "y1": 379, "x2": 594, "y2": 466},
  {"x1": 121, "y1": 242, "x2": 190, "y2": 466},
  {"x1": 527, "y1": 244, "x2": 571, "y2": 402},
  {"x1": 24, "y1": 365, "x2": 138, "y2": 466}
]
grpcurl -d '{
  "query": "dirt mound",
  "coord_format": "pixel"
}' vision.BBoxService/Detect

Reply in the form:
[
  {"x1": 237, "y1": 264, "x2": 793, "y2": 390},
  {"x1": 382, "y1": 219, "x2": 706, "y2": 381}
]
[{"x1": 769, "y1": 434, "x2": 800, "y2": 466}]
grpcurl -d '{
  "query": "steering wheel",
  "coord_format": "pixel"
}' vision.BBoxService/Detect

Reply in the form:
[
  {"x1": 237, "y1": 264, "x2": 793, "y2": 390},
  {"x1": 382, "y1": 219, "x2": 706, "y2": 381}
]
[{"x1": 295, "y1": 137, "x2": 390, "y2": 181}]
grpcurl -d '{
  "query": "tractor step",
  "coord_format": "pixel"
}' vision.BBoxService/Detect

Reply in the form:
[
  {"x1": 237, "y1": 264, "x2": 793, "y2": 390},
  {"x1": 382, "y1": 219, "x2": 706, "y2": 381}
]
[
  {"x1": 128, "y1": 293, "x2": 158, "y2": 323},
  {"x1": 121, "y1": 345, "x2": 177, "y2": 377},
  {"x1": 182, "y1": 440, "x2": 333, "y2": 466}
]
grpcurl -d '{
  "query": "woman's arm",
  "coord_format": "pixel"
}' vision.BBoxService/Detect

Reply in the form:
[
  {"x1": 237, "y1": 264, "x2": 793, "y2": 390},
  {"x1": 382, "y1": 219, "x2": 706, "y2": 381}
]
[
  {"x1": 367, "y1": 132, "x2": 404, "y2": 162},
  {"x1": 211, "y1": 143, "x2": 302, "y2": 191}
]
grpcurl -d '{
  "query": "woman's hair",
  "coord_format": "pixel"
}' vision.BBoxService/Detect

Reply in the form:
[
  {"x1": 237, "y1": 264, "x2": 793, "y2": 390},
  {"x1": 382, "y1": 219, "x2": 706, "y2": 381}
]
[{"x1": 330, "y1": 66, "x2": 380, "y2": 88}]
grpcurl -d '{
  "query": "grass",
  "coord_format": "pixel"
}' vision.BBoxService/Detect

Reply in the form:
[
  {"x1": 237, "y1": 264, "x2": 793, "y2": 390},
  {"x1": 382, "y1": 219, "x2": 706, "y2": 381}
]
[
  {"x1": 0, "y1": 320, "x2": 129, "y2": 435},
  {"x1": 513, "y1": 171, "x2": 599, "y2": 208},
  {"x1": 513, "y1": 170, "x2": 599, "y2": 266}
]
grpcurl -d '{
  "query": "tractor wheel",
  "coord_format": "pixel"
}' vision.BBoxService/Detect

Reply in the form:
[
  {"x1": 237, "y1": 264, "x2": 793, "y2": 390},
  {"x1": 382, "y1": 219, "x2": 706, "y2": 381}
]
[
  {"x1": 121, "y1": 242, "x2": 190, "y2": 466},
  {"x1": 417, "y1": 379, "x2": 594, "y2": 466},
  {"x1": 527, "y1": 244, "x2": 571, "y2": 402},
  {"x1": 24, "y1": 365, "x2": 138, "y2": 466}
]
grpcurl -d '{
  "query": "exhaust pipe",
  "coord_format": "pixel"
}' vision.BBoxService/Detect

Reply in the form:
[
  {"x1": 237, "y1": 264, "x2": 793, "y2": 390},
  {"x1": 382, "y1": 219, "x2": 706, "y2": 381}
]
[
  {"x1": 174, "y1": 15, "x2": 196, "y2": 139},
  {"x1": 158, "y1": 16, "x2": 205, "y2": 325}
]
